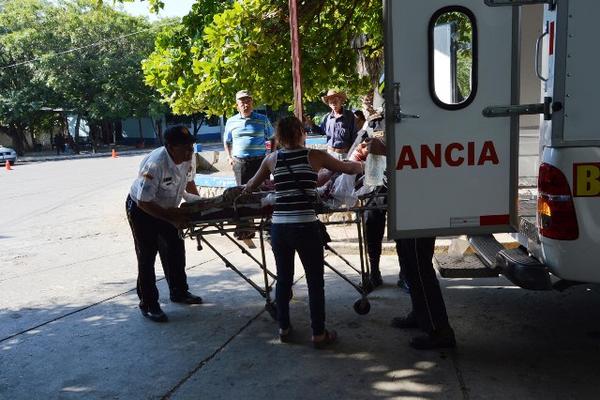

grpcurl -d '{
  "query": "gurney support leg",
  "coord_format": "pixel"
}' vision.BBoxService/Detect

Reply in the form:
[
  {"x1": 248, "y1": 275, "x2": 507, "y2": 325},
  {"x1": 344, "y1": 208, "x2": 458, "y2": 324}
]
[
  {"x1": 259, "y1": 226, "x2": 277, "y2": 320},
  {"x1": 200, "y1": 236, "x2": 269, "y2": 298}
]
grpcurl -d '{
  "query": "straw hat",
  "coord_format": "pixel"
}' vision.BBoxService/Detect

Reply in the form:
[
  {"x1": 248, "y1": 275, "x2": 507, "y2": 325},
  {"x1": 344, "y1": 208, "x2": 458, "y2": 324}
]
[{"x1": 321, "y1": 89, "x2": 347, "y2": 104}]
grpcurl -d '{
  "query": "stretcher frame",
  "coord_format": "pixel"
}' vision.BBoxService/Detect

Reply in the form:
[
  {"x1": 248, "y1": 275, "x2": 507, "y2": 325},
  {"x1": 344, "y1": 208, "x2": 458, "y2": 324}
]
[{"x1": 179, "y1": 189, "x2": 387, "y2": 318}]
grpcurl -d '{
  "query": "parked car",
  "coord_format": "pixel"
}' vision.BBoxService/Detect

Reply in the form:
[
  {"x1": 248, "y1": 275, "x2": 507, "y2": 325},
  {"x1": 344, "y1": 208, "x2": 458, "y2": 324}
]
[{"x1": 0, "y1": 146, "x2": 17, "y2": 165}]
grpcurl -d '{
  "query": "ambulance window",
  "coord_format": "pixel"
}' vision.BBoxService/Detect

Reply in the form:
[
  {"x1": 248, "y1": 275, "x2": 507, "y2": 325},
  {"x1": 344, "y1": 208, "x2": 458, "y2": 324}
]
[{"x1": 429, "y1": 7, "x2": 477, "y2": 110}]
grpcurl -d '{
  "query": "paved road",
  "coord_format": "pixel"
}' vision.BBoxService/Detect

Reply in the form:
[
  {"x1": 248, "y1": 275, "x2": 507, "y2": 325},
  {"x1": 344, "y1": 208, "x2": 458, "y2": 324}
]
[{"x1": 1, "y1": 157, "x2": 599, "y2": 399}]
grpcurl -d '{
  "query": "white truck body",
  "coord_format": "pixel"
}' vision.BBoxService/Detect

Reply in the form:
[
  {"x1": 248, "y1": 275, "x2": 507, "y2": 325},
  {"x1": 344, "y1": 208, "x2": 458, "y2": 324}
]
[{"x1": 384, "y1": 0, "x2": 600, "y2": 287}]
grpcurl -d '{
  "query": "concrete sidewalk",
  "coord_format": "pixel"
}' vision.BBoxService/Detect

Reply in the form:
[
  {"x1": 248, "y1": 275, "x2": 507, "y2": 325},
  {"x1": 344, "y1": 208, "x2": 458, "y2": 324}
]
[{"x1": 2, "y1": 239, "x2": 598, "y2": 400}]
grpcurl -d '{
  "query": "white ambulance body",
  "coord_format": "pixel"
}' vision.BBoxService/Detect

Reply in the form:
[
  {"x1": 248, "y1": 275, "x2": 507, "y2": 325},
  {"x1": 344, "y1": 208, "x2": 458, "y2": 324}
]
[{"x1": 384, "y1": 0, "x2": 600, "y2": 289}]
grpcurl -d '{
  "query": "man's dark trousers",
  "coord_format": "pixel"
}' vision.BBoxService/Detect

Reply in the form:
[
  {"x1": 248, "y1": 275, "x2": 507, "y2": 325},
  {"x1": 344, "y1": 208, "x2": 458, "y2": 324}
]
[
  {"x1": 233, "y1": 156, "x2": 264, "y2": 185},
  {"x1": 397, "y1": 237, "x2": 450, "y2": 333},
  {"x1": 364, "y1": 192, "x2": 406, "y2": 281},
  {"x1": 126, "y1": 195, "x2": 189, "y2": 308}
]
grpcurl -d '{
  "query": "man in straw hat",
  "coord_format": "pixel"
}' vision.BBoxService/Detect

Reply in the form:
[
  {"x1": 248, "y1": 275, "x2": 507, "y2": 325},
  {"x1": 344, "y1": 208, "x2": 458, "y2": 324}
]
[{"x1": 320, "y1": 89, "x2": 358, "y2": 160}]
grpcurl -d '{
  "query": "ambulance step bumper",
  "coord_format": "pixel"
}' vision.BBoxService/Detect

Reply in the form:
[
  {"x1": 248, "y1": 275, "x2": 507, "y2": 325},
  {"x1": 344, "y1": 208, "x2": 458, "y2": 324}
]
[
  {"x1": 468, "y1": 234, "x2": 552, "y2": 290},
  {"x1": 495, "y1": 248, "x2": 552, "y2": 290},
  {"x1": 468, "y1": 235, "x2": 505, "y2": 268}
]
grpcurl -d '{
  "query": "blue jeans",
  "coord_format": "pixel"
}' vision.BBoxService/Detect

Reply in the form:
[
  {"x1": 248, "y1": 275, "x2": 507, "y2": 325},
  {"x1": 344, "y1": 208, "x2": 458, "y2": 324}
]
[{"x1": 270, "y1": 222, "x2": 325, "y2": 336}]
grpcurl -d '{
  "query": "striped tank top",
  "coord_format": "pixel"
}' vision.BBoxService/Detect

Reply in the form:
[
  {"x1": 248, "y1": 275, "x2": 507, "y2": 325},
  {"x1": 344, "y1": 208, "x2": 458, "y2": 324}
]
[{"x1": 272, "y1": 148, "x2": 318, "y2": 224}]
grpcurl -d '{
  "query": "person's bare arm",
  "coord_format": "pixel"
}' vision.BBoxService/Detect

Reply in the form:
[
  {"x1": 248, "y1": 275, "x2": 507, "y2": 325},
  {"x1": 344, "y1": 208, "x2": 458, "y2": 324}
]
[
  {"x1": 244, "y1": 153, "x2": 275, "y2": 192},
  {"x1": 186, "y1": 181, "x2": 199, "y2": 196},
  {"x1": 224, "y1": 142, "x2": 234, "y2": 166},
  {"x1": 137, "y1": 201, "x2": 187, "y2": 228},
  {"x1": 309, "y1": 150, "x2": 363, "y2": 175}
]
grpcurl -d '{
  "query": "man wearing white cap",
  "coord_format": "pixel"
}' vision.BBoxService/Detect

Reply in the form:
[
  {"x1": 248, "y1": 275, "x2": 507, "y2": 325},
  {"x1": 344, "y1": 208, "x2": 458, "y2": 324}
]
[{"x1": 223, "y1": 90, "x2": 274, "y2": 185}]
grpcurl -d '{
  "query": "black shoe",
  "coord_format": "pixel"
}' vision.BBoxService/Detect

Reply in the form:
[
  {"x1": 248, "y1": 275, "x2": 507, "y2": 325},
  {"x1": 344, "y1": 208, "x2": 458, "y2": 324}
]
[
  {"x1": 409, "y1": 327, "x2": 456, "y2": 350},
  {"x1": 397, "y1": 278, "x2": 410, "y2": 294},
  {"x1": 279, "y1": 325, "x2": 293, "y2": 343},
  {"x1": 140, "y1": 304, "x2": 168, "y2": 323},
  {"x1": 170, "y1": 291, "x2": 203, "y2": 305},
  {"x1": 390, "y1": 312, "x2": 418, "y2": 329},
  {"x1": 370, "y1": 272, "x2": 383, "y2": 287}
]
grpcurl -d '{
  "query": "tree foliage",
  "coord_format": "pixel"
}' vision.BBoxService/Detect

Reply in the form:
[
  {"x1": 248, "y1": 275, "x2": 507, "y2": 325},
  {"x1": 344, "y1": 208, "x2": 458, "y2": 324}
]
[
  {"x1": 0, "y1": 0, "x2": 58, "y2": 153},
  {"x1": 0, "y1": 0, "x2": 165, "y2": 152},
  {"x1": 140, "y1": 0, "x2": 383, "y2": 117}
]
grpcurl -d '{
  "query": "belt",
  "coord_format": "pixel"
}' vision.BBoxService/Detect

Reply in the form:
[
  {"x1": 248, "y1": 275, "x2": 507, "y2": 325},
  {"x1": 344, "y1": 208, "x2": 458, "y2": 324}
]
[
  {"x1": 327, "y1": 146, "x2": 348, "y2": 154},
  {"x1": 234, "y1": 156, "x2": 265, "y2": 161}
]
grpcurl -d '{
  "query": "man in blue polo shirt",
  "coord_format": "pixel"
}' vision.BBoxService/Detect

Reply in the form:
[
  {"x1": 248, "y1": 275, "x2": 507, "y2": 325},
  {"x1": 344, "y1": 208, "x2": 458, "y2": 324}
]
[{"x1": 223, "y1": 90, "x2": 274, "y2": 185}]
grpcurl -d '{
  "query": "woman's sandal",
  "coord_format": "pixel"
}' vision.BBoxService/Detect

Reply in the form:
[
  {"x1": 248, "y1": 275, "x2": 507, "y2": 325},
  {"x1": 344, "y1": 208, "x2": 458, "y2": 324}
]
[
  {"x1": 279, "y1": 327, "x2": 293, "y2": 343},
  {"x1": 312, "y1": 329, "x2": 338, "y2": 349}
]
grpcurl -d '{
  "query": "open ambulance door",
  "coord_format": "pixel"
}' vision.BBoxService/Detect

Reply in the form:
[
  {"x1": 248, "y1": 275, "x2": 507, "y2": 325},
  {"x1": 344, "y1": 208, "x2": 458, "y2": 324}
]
[{"x1": 384, "y1": 0, "x2": 520, "y2": 239}]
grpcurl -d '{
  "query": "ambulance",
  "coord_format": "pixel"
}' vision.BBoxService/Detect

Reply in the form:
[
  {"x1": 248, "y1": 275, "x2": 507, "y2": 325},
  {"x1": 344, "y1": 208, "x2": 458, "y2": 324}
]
[{"x1": 384, "y1": 0, "x2": 600, "y2": 289}]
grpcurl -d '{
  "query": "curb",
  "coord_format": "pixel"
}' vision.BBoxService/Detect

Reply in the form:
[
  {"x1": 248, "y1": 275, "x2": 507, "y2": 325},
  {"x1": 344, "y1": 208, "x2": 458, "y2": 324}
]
[{"x1": 18, "y1": 149, "x2": 151, "y2": 163}]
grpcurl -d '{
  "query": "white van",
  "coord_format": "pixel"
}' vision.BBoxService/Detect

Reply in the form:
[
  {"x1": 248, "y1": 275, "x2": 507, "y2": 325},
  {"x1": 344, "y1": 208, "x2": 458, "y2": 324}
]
[{"x1": 384, "y1": 0, "x2": 600, "y2": 289}]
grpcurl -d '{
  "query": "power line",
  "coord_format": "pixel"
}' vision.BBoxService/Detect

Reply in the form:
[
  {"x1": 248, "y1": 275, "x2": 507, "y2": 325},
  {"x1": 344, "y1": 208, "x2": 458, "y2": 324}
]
[{"x1": 0, "y1": 20, "x2": 176, "y2": 70}]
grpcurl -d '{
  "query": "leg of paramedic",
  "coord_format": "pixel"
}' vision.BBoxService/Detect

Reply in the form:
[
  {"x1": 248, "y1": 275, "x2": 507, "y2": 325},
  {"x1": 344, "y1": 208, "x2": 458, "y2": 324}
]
[
  {"x1": 364, "y1": 207, "x2": 386, "y2": 287},
  {"x1": 393, "y1": 237, "x2": 456, "y2": 350}
]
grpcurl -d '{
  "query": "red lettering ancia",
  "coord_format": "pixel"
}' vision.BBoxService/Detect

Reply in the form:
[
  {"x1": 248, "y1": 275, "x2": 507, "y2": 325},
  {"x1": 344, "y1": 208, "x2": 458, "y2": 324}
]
[
  {"x1": 396, "y1": 145, "x2": 418, "y2": 169},
  {"x1": 395, "y1": 141, "x2": 500, "y2": 170}
]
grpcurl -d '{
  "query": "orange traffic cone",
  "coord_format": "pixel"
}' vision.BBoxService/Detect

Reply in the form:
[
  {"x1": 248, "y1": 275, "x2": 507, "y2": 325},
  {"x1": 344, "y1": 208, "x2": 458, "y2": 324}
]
[
  {"x1": 5, "y1": 161, "x2": 11, "y2": 170},
  {"x1": 111, "y1": 148, "x2": 118, "y2": 158}
]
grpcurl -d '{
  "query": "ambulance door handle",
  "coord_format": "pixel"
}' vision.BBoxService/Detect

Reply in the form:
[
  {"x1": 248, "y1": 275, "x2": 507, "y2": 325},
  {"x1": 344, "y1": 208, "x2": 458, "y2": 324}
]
[
  {"x1": 483, "y1": 97, "x2": 553, "y2": 120},
  {"x1": 399, "y1": 112, "x2": 420, "y2": 119},
  {"x1": 393, "y1": 82, "x2": 420, "y2": 122},
  {"x1": 535, "y1": 22, "x2": 549, "y2": 82}
]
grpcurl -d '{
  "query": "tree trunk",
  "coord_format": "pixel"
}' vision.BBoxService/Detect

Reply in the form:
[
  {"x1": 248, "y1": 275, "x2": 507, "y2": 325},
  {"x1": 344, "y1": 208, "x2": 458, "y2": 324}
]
[
  {"x1": 89, "y1": 122, "x2": 98, "y2": 154},
  {"x1": 192, "y1": 114, "x2": 205, "y2": 141},
  {"x1": 151, "y1": 118, "x2": 163, "y2": 145},
  {"x1": 7, "y1": 123, "x2": 27, "y2": 156},
  {"x1": 29, "y1": 129, "x2": 35, "y2": 151},
  {"x1": 114, "y1": 120, "x2": 123, "y2": 142},
  {"x1": 73, "y1": 115, "x2": 81, "y2": 153},
  {"x1": 138, "y1": 118, "x2": 144, "y2": 147}
]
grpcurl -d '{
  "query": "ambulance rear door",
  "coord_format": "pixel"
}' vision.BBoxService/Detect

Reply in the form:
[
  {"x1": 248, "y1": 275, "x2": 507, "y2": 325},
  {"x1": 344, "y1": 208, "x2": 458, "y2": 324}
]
[{"x1": 384, "y1": 0, "x2": 519, "y2": 238}]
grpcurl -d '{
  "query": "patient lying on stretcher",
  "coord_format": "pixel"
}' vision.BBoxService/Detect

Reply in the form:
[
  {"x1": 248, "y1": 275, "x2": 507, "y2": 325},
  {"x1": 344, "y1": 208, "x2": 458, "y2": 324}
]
[
  {"x1": 179, "y1": 185, "x2": 274, "y2": 222},
  {"x1": 178, "y1": 140, "x2": 370, "y2": 225}
]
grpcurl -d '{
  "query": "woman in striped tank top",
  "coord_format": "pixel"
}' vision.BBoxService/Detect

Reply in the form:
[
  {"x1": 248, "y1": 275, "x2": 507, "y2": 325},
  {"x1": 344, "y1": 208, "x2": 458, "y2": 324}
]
[{"x1": 245, "y1": 116, "x2": 362, "y2": 348}]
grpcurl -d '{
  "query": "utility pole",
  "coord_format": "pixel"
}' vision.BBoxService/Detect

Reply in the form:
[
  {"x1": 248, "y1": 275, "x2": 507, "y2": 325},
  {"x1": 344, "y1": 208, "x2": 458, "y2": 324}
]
[{"x1": 289, "y1": 0, "x2": 303, "y2": 122}]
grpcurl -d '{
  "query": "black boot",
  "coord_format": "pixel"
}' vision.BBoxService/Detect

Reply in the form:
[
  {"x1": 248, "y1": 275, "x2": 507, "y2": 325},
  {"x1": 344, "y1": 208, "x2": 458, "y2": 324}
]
[
  {"x1": 409, "y1": 326, "x2": 456, "y2": 350},
  {"x1": 370, "y1": 271, "x2": 383, "y2": 287},
  {"x1": 390, "y1": 312, "x2": 418, "y2": 329}
]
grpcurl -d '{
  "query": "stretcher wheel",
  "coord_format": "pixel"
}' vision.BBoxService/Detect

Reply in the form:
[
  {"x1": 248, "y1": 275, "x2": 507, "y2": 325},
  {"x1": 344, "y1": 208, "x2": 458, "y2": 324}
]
[
  {"x1": 353, "y1": 298, "x2": 371, "y2": 315},
  {"x1": 265, "y1": 302, "x2": 278, "y2": 320}
]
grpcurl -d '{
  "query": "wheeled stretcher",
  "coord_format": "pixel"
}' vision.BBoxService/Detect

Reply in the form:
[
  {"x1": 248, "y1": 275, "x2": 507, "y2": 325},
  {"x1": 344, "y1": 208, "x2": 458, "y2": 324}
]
[{"x1": 179, "y1": 187, "x2": 387, "y2": 319}]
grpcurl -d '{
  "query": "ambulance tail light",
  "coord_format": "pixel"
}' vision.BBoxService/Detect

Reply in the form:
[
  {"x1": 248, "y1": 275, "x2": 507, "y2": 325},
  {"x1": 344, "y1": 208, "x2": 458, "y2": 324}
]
[{"x1": 537, "y1": 163, "x2": 579, "y2": 240}]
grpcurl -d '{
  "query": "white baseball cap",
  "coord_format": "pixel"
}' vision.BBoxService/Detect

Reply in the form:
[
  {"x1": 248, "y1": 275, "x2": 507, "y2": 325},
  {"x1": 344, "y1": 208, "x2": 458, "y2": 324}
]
[{"x1": 235, "y1": 90, "x2": 252, "y2": 100}]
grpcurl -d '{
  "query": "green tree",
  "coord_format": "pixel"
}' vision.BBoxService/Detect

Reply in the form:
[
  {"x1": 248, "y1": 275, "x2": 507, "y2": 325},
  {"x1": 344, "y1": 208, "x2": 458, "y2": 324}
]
[
  {"x1": 0, "y1": 0, "x2": 166, "y2": 153},
  {"x1": 0, "y1": 0, "x2": 61, "y2": 154},
  {"x1": 140, "y1": 0, "x2": 383, "y2": 117},
  {"x1": 39, "y1": 0, "x2": 164, "y2": 150}
]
